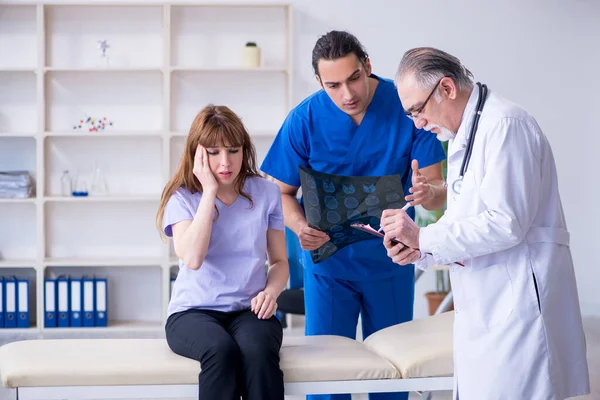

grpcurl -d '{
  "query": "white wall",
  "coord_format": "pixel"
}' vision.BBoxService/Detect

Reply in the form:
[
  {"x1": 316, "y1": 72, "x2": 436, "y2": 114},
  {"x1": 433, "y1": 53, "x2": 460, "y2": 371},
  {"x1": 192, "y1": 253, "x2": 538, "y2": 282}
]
[{"x1": 10, "y1": 0, "x2": 600, "y2": 318}]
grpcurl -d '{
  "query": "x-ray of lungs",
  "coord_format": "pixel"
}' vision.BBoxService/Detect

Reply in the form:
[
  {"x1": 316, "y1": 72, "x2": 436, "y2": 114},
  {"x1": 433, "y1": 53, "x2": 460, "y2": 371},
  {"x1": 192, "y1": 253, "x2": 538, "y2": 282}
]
[{"x1": 299, "y1": 166, "x2": 406, "y2": 264}]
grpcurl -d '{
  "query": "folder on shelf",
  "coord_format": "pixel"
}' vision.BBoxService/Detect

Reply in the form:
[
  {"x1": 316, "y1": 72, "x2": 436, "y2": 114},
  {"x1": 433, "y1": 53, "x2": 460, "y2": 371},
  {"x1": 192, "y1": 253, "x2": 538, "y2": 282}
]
[
  {"x1": 0, "y1": 277, "x2": 4, "y2": 328},
  {"x1": 16, "y1": 278, "x2": 29, "y2": 328},
  {"x1": 4, "y1": 277, "x2": 17, "y2": 328},
  {"x1": 44, "y1": 279, "x2": 57, "y2": 328},
  {"x1": 82, "y1": 276, "x2": 95, "y2": 327},
  {"x1": 70, "y1": 278, "x2": 83, "y2": 327},
  {"x1": 57, "y1": 276, "x2": 70, "y2": 328},
  {"x1": 95, "y1": 278, "x2": 107, "y2": 327}
]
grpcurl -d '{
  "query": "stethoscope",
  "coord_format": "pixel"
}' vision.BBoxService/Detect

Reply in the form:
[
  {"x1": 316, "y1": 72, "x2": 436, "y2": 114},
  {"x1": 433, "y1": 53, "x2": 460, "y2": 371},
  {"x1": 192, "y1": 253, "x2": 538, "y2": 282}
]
[{"x1": 451, "y1": 82, "x2": 488, "y2": 195}]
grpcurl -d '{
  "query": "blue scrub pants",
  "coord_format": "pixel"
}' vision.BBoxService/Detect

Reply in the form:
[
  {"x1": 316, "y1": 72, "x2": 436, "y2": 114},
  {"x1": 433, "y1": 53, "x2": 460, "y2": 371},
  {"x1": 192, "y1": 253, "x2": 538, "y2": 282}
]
[{"x1": 304, "y1": 267, "x2": 415, "y2": 400}]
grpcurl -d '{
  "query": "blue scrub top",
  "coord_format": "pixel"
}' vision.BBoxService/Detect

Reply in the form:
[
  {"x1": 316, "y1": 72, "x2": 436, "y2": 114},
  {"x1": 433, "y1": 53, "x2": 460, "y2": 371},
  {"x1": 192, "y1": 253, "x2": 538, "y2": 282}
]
[{"x1": 261, "y1": 74, "x2": 446, "y2": 281}]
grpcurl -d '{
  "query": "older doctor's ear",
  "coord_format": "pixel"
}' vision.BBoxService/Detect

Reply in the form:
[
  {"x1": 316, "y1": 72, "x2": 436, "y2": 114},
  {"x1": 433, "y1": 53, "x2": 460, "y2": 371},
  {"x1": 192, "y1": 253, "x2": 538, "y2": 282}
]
[{"x1": 439, "y1": 77, "x2": 459, "y2": 101}]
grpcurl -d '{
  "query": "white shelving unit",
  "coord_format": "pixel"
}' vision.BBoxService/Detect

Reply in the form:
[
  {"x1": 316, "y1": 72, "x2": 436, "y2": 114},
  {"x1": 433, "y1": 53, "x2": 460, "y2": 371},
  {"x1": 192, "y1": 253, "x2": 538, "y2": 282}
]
[{"x1": 0, "y1": 1, "x2": 293, "y2": 334}]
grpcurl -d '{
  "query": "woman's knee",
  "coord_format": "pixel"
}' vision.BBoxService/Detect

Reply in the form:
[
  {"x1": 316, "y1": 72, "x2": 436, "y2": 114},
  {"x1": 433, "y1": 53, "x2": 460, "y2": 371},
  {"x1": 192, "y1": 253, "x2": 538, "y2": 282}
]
[
  {"x1": 236, "y1": 329, "x2": 282, "y2": 365},
  {"x1": 203, "y1": 336, "x2": 241, "y2": 365}
]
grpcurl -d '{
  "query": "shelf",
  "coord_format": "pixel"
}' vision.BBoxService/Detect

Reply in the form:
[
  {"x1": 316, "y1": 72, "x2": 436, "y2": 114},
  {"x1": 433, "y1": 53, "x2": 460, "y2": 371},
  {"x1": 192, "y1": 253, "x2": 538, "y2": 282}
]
[
  {"x1": 45, "y1": 5, "x2": 164, "y2": 69},
  {"x1": 44, "y1": 131, "x2": 165, "y2": 137},
  {"x1": 0, "y1": 132, "x2": 37, "y2": 137},
  {"x1": 170, "y1": 130, "x2": 276, "y2": 138},
  {"x1": 45, "y1": 201, "x2": 162, "y2": 260},
  {"x1": 45, "y1": 71, "x2": 163, "y2": 132},
  {"x1": 0, "y1": 260, "x2": 36, "y2": 268},
  {"x1": 42, "y1": 321, "x2": 163, "y2": 333},
  {"x1": 0, "y1": 138, "x2": 37, "y2": 180},
  {"x1": 45, "y1": 136, "x2": 163, "y2": 197},
  {"x1": 0, "y1": 326, "x2": 39, "y2": 334},
  {"x1": 45, "y1": 67, "x2": 162, "y2": 73},
  {"x1": 170, "y1": 5, "x2": 288, "y2": 70},
  {"x1": 170, "y1": 66, "x2": 287, "y2": 73},
  {"x1": 44, "y1": 258, "x2": 163, "y2": 267},
  {"x1": 0, "y1": 5, "x2": 37, "y2": 69},
  {"x1": 44, "y1": 195, "x2": 159, "y2": 203},
  {"x1": 3, "y1": 1, "x2": 289, "y2": 5},
  {"x1": 1, "y1": 1, "x2": 292, "y2": 335},
  {"x1": 0, "y1": 71, "x2": 38, "y2": 134},
  {"x1": 0, "y1": 68, "x2": 37, "y2": 73},
  {"x1": 0, "y1": 201, "x2": 36, "y2": 261},
  {"x1": 44, "y1": 195, "x2": 159, "y2": 202},
  {"x1": 0, "y1": 198, "x2": 36, "y2": 204},
  {"x1": 171, "y1": 70, "x2": 286, "y2": 133}
]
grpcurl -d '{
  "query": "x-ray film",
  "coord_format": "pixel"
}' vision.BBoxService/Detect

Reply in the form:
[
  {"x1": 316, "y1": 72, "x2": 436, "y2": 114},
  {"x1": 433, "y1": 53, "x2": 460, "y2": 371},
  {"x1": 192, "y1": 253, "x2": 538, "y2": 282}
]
[{"x1": 299, "y1": 166, "x2": 406, "y2": 264}]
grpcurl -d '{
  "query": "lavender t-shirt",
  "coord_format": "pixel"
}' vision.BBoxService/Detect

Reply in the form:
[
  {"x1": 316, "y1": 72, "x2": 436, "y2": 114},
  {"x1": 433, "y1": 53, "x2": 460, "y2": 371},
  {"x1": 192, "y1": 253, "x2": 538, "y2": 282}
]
[{"x1": 163, "y1": 176, "x2": 284, "y2": 315}]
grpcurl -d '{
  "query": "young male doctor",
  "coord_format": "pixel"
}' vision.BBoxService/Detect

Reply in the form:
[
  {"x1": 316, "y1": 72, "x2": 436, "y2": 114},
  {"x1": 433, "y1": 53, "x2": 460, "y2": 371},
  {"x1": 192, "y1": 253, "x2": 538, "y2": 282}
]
[
  {"x1": 381, "y1": 47, "x2": 590, "y2": 400},
  {"x1": 261, "y1": 32, "x2": 447, "y2": 400}
]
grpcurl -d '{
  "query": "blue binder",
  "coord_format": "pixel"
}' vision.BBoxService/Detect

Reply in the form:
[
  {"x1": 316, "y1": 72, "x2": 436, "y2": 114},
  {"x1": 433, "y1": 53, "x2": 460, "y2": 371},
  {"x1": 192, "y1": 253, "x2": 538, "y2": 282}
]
[
  {"x1": 82, "y1": 277, "x2": 95, "y2": 327},
  {"x1": 94, "y1": 278, "x2": 107, "y2": 327},
  {"x1": 16, "y1": 278, "x2": 29, "y2": 328},
  {"x1": 44, "y1": 279, "x2": 57, "y2": 328},
  {"x1": 4, "y1": 277, "x2": 17, "y2": 328},
  {"x1": 0, "y1": 277, "x2": 4, "y2": 328},
  {"x1": 57, "y1": 276, "x2": 70, "y2": 328},
  {"x1": 70, "y1": 278, "x2": 83, "y2": 327}
]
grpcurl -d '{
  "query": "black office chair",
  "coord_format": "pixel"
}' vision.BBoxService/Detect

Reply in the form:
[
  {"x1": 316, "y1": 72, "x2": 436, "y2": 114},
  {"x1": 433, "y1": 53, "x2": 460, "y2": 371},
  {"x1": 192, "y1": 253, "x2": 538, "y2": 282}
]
[{"x1": 276, "y1": 228, "x2": 305, "y2": 328}]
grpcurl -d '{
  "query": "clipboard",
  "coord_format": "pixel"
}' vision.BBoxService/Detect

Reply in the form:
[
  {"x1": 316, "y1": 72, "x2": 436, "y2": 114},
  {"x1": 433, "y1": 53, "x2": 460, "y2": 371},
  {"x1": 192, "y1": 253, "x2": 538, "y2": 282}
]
[{"x1": 350, "y1": 223, "x2": 406, "y2": 247}]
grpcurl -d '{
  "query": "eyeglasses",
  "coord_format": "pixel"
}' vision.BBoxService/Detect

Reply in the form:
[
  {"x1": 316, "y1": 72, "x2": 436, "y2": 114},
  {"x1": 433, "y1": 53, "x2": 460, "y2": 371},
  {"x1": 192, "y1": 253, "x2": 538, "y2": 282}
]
[{"x1": 404, "y1": 77, "x2": 444, "y2": 119}]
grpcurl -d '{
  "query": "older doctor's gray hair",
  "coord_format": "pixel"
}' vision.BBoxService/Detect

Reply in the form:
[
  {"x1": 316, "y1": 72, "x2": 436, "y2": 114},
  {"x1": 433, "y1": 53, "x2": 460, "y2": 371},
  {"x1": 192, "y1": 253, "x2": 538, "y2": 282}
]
[{"x1": 395, "y1": 47, "x2": 474, "y2": 93}]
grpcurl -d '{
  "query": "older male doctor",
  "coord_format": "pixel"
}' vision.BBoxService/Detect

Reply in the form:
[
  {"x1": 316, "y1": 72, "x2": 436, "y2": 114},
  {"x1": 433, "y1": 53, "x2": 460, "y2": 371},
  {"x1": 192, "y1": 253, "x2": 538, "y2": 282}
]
[{"x1": 381, "y1": 47, "x2": 590, "y2": 400}]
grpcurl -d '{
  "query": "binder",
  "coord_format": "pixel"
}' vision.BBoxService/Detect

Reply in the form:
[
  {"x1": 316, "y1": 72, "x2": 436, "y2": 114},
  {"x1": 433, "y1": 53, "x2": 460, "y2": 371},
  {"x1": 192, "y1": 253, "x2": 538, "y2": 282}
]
[
  {"x1": 44, "y1": 279, "x2": 57, "y2": 328},
  {"x1": 4, "y1": 277, "x2": 17, "y2": 328},
  {"x1": 0, "y1": 277, "x2": 4, "y2": 328},
  {"x1": 70, "y1": 278, "x2": 83, "y2": 327},
  {"x1": 94, "y1": 278, "x2": 107, "y2": 327},
  {"x1": 57, "y1": 276, "x2": 70, "y2": 327},
  {"x1": 82, "y1": 277, "x2": 95, "y2": 327},
  {"x1": 16, "y1": 278, "x2": 29, "y2": 328}
]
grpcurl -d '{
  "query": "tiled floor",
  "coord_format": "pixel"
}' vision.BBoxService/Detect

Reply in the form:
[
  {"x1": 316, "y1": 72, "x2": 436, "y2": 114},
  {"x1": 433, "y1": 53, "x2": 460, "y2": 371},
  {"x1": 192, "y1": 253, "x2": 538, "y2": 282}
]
[{"x1": 0, "y1": 316, "x2": 598, "y2": 400}]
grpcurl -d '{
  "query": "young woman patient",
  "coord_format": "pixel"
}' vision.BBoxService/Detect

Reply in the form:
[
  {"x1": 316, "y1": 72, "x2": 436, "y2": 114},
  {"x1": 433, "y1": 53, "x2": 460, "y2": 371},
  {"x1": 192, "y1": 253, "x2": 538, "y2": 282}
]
[{"x1": 156, "y1": 105, "x2": 289, "y2": 400}]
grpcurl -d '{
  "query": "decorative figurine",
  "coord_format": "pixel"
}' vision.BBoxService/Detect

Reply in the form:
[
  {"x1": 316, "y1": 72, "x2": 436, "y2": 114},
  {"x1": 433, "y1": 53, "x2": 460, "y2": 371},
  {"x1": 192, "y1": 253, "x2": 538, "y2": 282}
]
[{"x1": 97, "y1": 40, "x2": 110, "y2": 67}]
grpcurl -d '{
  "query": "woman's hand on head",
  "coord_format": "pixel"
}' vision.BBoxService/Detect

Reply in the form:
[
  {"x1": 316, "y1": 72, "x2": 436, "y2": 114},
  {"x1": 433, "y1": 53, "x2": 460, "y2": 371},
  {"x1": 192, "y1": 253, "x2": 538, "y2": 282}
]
[
  {"x1": 251, "y1": 290, "x2": 278, "y2": 320},
  {"x1": 193, "y1": 145, "x2": 218, "y2": 194}
]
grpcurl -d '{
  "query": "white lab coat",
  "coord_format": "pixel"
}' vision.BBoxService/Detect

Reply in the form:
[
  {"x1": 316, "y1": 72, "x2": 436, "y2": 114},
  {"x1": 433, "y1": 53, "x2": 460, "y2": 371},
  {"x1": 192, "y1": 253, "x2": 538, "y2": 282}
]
[{"x1": 416, "y1": 88, "x2": 590, "y2": 400}]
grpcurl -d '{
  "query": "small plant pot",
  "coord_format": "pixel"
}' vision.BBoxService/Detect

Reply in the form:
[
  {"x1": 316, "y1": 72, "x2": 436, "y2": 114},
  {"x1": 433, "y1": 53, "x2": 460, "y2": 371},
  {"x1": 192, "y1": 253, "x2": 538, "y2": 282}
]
[{"x1": 425, "y1": 291, "x2": 454, "y2": 316}]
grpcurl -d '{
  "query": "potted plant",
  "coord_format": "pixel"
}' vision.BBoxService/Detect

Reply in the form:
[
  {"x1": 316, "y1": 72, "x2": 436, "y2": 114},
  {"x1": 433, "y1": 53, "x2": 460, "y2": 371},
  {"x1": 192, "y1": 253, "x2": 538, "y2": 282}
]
[{"x1": 424, "y1": 268, "x2": 453, "y2": 315}]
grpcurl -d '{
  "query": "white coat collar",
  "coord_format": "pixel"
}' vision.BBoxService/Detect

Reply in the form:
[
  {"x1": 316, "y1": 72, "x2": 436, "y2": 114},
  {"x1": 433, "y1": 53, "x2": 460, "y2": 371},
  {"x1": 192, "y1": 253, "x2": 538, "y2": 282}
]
[{"x1": 448, "y1": 86, "x2": 479, "y2": 158}]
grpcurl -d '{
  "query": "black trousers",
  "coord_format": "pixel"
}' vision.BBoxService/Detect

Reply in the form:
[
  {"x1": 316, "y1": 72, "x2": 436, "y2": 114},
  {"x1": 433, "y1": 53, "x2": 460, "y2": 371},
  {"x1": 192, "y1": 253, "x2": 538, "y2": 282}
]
[{"x1": 166, "y1": 308, "x2": 284, "y2": 400}]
